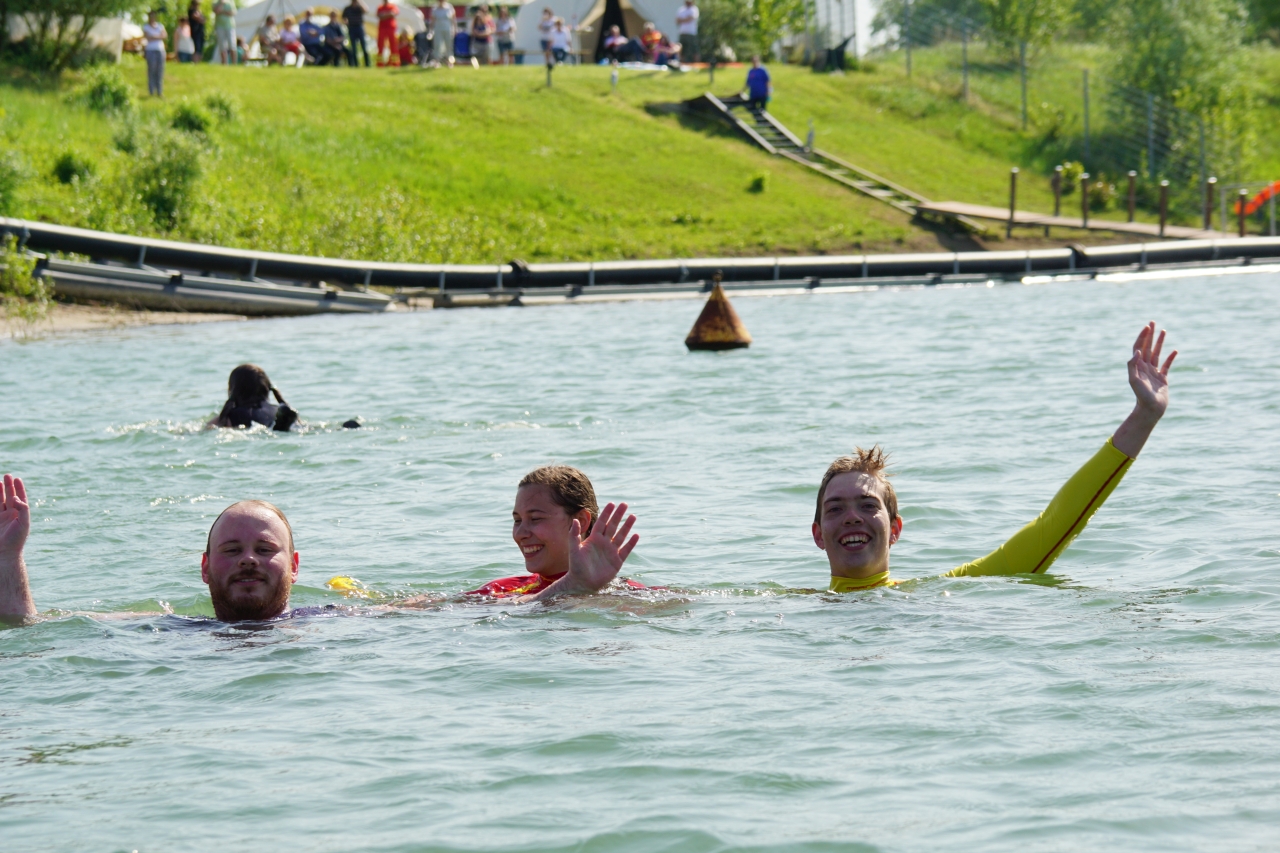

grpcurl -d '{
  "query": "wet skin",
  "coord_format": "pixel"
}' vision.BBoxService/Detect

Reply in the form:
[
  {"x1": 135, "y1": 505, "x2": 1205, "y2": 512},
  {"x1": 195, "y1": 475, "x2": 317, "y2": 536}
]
[
  {"x1": 512, "y1": 484, "x2": 592, "y2": 579},
  {"x1": 200, "y1": 507, "x2": 299, "y2": 621},
  {"x1": 812, "y1": 472, "x2": 903, "y2": 580}
]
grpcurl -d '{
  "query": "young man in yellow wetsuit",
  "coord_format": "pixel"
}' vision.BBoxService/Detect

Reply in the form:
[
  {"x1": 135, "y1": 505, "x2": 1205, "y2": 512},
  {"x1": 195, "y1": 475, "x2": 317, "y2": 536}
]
[{"x1": 814, "y1": 322, "x2": 1177, "y2": 592}]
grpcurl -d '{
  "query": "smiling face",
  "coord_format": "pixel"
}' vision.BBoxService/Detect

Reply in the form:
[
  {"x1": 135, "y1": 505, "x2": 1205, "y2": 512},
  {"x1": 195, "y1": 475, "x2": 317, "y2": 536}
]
[
  {"x1": 512, "y1": 484, "x2": 591, "y2": 579},
  {"x1": 812, "y1": 472, "x2": 902, "y2": 579},
  {"x1": 200, "y1": 503, "x2": 299, "y2": 622}
]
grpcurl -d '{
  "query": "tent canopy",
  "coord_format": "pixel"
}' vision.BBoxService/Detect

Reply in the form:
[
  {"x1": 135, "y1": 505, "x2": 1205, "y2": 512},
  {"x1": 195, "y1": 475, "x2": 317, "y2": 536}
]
[
  {"x1": 512, "y1": 0, "x2": 685, "y2": 57},
  {"x1": 235, "y1": 0, "x2": 426, "y2": 39}
]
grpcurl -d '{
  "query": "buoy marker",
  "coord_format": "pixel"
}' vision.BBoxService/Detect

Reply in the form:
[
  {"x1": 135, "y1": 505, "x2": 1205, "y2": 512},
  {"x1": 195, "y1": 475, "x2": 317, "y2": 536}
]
[{"x1": 685, "y1": 273, "x2": 752, "y2": 351}]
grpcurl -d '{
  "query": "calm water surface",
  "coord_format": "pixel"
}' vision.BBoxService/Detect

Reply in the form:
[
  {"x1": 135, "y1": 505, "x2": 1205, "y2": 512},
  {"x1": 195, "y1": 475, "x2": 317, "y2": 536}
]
[{"x1": 2, "y1": 275, "x2": 1279, "y2": 852}]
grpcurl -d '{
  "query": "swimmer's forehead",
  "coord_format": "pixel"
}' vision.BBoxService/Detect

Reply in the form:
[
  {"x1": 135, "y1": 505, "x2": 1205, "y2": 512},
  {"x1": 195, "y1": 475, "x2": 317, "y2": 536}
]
[
  {"x1": 513, "y1": 483, "x2": 564, "y2": 513},
  {"x1": 209, "y1": 505, "x2": 289, "y2": 545},
  {"x1": 823, "y1": 471, "x2": 888, "y2": 504}
]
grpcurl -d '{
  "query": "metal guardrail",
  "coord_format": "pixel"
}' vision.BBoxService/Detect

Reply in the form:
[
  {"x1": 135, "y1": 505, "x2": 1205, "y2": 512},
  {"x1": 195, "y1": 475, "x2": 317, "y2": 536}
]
[{"x1": 7, "y1": 218, "x2": 1280, "y2": 298}]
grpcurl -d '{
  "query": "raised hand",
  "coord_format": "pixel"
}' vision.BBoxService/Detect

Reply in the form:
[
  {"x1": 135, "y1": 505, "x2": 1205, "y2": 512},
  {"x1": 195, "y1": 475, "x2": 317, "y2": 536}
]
[
  {"x1": 0, "y1": 474, "x2": 35, "y2": 619},
  {"x1": 529, "y1": 502, "x2": 640, "y2": 601},
  {"x1": 1129, "y1": 321, "x2": 1177, "y2": 418},
  {"x1": 1113, "y1": 322, "x2": 1176, "y2": 459}
]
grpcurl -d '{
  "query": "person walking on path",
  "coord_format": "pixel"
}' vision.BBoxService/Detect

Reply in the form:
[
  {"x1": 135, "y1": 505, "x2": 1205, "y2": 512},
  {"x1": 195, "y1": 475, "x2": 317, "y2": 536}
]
[
  {"x1": 675, "y1": 0, "x2": 698, "y2": 62},
  {"x1": 430, "y1": 0, "x2": 455, "y2": 67},
  {"x1": 745, "y1": 55, "x2": 771, "y2": 111},
  {"x1": 344, "y1": 0, "x2": 371, "y2": 66},
  {"x1": 213, "y1": 0, "x2": 237, "y2": 64},
  {"x1": 376, "y1": 0, "x2": 399, "y2": 66},
  {"x1": 188, "y1": 0, "x2": 206, "y2": 60},
  {"x1": 143, "y1": 11, "x2": 167, "y2": 95},
  {"x1": 495, "y1": 6, "x2": 515, "y2": 65}
]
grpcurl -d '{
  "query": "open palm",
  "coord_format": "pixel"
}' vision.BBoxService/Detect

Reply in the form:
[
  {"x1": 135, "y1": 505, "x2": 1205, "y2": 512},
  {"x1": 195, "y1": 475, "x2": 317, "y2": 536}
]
[
  {"x1": 1129, "y1": 322, "x2": 1177, "y2": 416},
  {"x1": 0, "y1": 474, "x2": 29, "y2": 558},
  {"x1": 563, "y1": 502, "x2": 639, "y2": 595}
]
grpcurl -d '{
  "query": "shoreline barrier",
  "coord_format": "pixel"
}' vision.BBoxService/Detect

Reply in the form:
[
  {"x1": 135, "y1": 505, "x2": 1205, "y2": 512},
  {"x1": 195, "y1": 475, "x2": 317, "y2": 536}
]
[{"x1": 6, "y1": 218, "x2": 1280, "y2": 296}]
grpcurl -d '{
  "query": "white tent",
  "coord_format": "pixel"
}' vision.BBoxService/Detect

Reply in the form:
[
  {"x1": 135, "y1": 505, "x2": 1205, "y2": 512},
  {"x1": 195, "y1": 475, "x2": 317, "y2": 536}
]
[
  {"x1": 512, "y1": 0, "x2": 684, "y2": 60},
  {"x1": 235, "y1": 0, "x2": 426, "y2": 41}
]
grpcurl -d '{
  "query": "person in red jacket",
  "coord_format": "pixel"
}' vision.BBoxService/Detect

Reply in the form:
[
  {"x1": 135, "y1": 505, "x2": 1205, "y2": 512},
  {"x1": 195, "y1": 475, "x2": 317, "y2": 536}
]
[
  {"x1": 467, "y1": 465, "x2": 644, "y2": 598},
  {"x1": 376, "y1": 0, "x2": 399, "y2": 66}
]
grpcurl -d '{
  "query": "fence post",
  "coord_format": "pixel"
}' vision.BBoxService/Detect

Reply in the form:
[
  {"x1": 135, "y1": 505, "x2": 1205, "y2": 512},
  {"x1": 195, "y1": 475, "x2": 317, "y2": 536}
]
[
  {"x1": 1127, "y1": 171, "x2": 1137, "y2": 223},
  {"x1": 1146, "y1": 94, "x2": 1155, "y2": 178},
  {"x1": 1082, "y1": 69, "x2": 1090, "y2": 162},
  {"x1": 1159, "y1": 180, "x2": 1168, "y2": 238},
  {"x1": 961, "y1": 24, "x2": 969, "y2": 102},
  {"x1": 1053, "y1": 165, "x2": 1063, "y2": 217},
  {"x1": 1198, "y1": 118, "x2": 1208, "y2": 203},
  {"x1": 1271, "y1": 187, "x2": 1276, "y2": 237},
  {"x1": 1019, "y1": 41, "x2": 1028, "y2": 131},
  {"x1": 1081, "y1": 172, "x2": 1090, "y2": 229},
  {"x1": 1007, "y1": 167, "x2": 1018, "y2": 238},
  {"x1": 1204, "y1": 176, "x2": 1216, "y2": 232},
  {"x1": 904, "y1": 2, "x2": 911, "y2": 79},
  {"x1": 1238, "y1": 188, "x2": 1248, "y2": 238}
]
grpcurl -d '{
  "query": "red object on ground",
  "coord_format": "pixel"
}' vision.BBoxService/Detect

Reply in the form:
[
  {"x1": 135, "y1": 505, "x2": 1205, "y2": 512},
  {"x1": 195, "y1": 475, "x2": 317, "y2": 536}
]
[
  {"x1": 1236, "y1": 180, "x2": 1280, "y2": 216},
  {"x1": 466, "y1": 572, "x2": 650, "y2": 598}
]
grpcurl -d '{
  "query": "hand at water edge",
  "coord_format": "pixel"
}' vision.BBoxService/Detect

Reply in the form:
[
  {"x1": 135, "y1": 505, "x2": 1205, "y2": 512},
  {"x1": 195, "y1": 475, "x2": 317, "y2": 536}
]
[
  {"x1": 0, "y1": 474, "x2": 36, "y2": 619},
  {"x1": 526, "y1": 502, "x2": 639, "y2": 602}
]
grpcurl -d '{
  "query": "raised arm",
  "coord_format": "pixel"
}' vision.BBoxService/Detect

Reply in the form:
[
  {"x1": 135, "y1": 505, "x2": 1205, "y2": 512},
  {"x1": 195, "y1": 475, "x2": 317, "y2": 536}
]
[
  {"x1": 0, "y1": 474, "x2": 36, "y2": 619},
  {"x1": 947, "y1": 322, "x2": 1175, "y2": 579},
  {"x1": 523, "y1": 502, "x2": 639, "y2": 602}
]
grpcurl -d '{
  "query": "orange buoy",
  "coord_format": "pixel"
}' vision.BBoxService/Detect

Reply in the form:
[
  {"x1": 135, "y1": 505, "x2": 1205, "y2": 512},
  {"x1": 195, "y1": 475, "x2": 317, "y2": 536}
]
[{"x1": 685, "y1": 277, "x2": 752, "y2": 351}]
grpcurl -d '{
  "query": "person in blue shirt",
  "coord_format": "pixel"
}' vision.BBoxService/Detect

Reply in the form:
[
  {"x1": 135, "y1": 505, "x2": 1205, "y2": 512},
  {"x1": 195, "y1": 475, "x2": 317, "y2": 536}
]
[
  {"x1": 745, "y1": 55, "x2": 771, "y2": 112},
  {"x1": 299, "y1": 8, "x2": 324, "y2": 64}
]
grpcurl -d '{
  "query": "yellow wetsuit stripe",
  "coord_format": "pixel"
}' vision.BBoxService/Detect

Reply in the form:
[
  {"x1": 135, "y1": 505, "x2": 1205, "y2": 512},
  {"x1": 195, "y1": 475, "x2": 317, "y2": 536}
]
[
  {"x1": 943, "y1": 437, "x2": 1133, "y2": 578},
  {"x1": 828, "y1": 571, "x2": 892, "y2": 593}
]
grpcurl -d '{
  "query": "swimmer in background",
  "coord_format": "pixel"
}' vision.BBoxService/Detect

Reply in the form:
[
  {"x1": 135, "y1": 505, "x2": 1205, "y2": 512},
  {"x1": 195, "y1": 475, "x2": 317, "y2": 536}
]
[
  {"x1": 0, "y1": 481, "x2": 639, "y2": 623},
  {"x1": 209, "y1": 364, "x2": 298, "y2": 431},
  {"x1": 467, "y1": 466, "x2": 645, "y2": 598},
  {"x1": 815, "y1": 322, "x2": 1177, "y2": 591}
]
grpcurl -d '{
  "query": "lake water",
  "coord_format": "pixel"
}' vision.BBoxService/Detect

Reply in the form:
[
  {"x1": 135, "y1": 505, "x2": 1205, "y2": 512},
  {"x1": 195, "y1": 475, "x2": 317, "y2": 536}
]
[{"x1": 2, "y1": 273, "x2": 1279, "y2": 852}]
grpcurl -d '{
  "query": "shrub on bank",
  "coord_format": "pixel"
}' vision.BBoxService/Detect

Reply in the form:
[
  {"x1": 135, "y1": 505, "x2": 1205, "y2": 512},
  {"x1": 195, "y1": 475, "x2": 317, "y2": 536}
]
[
  {"x1": 0, "y1": 234, "x2": 52, "y2": 328},
  {"x1": 52, "y1": 150, "x2": 95, "y2": 185}
]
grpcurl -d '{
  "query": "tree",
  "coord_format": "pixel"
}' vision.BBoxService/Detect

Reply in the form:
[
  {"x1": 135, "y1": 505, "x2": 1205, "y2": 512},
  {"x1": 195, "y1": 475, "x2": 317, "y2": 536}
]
[
  {"x1": 977, "y1": 0, "x2": 1074, "y2": 51},
  {"x1": 12, "y1": 0, "x2": 146, "y2": 73}
]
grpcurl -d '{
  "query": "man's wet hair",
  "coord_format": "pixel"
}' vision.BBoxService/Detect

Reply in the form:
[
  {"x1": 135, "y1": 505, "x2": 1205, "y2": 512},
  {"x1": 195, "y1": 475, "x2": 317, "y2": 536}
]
[
  {"x1": 814, "y1": 446, "x2": 899, "y2": 524},
  {"x1": 518, "y1": 466, "x2": 600, "y2": 534},
  {"x1": 206, "y1": 500, "x2": 295, "y2": 555}
]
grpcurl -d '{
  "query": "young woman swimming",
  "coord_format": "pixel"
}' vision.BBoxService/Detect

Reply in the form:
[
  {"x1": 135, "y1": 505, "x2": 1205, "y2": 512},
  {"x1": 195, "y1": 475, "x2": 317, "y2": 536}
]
[
  {"x1": 208, "y1": 364, "x2": 299, "y2": 431},
  {"x1": 467, "y1": 465, "x2": 645, "y2": 598}
]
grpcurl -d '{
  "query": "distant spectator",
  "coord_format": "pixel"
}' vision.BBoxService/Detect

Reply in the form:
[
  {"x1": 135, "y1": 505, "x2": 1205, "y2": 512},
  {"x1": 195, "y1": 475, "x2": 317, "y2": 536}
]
[
  {"x1": 639, "y1": 21, "x2": 661, "y2": 62},
  {"x1": 188, "y1": 1, "x2": 206, "y2": 61},
  {"x1": 344, "y1": 0, "x2": 371, "y2": 66},
  {"x1": 278, "y1": 16, "x2": 303, "y2": 62},
  {"x1": 213, "y1": 0, "x2": 237, "y2": 64},
  {"x1": 675, "y1": 0, "x2": 698, "y2": 62},
  {"x1": 495, "y1": 7, "x2": 515, "y2": 65},
  {"x1": 397, "y1": 29, "x2": 415, "y2": 65},
  {"x1": 745, "y1": 54, "x2": 770, "y2": 111},
  {"x1": 655, "y1": 33, "x2": 681, "y2": 66},
  {"x1": 602, "y1": 24, "x2": 628, "y2": 61},
  {"x1": 236, "y1": 35, "x2": 248, "y2": 63},
  {"x1": 143, "y1": 11, "x2": 167, "y2": 96},
  {"x1": 549, "y1": 17, "x2": 570, "y2": 64},
  {"x1": 431, "y1": 0, "x2": 455, "y2": 67},
  {"x1": 537, "y1": 7, "x2": 553, "y2": 52},
  {"x1": 300, "y1": 9, "x2": 324, "y2": 63},
  {"x1": 175, "y1": 16, "x2": 196, "y2": 63},
  {"x1": 255, "y1": 14, "x2": 281, "y2": 63},
  {"x1": 376, "y1": 0, "x2": 399, "y2": 66},
  {"x1": 322, "y1": 12, "x2": 347, "y2": 65},
  {"x1": 470, "y1": 4, "x2": 494, "y2": 66}
]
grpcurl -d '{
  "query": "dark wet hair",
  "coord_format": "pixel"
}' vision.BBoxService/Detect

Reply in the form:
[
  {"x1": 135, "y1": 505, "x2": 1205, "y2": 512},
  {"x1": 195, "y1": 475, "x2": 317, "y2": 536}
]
[
  {"x1": 518, "y1": 466, "x2": 599, "y2": 534},
  {"x1": 217, "y1": 364, "x2": 289, "y2": 422},
  {"x1": 815, "y1": 445, "x2": 898, "y2": 524}
]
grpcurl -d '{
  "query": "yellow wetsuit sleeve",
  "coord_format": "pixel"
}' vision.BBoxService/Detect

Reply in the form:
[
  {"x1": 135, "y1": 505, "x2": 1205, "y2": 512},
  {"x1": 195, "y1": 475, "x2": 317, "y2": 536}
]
[{"x1": 943, "y1": 437, "x2": 1134, "y2": 578}]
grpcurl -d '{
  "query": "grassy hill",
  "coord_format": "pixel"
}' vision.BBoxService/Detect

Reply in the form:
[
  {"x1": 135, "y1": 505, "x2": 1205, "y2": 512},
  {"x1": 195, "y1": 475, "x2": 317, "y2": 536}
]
[{"x1": 5, "y1": 50, "x2": 1277, "y2": 265}]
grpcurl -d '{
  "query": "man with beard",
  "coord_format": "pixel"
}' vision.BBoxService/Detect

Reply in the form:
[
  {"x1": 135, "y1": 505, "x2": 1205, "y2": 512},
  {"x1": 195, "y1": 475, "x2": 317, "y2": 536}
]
[{"x1": 0, "y1": 480, "x2": 639, "y2": 622}]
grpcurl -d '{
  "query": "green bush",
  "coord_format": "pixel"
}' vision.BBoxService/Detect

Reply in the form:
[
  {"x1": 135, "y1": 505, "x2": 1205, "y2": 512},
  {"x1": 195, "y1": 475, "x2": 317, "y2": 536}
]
[
  {"x1": 1087, "y1": 174, "x2": 1117, "y2": 211},
  {"x1": 134, "y1": 130, "x2": 203, "y2": 230},
  {"x1": 74, "y1": 64, "x2": 135, "y2": 115},
  {"x1": 0, "y1": 152, "x2": 26, "y2": 216},
  {"x1": 0, "y1": 235, "x2": 52, "y2": 328},
  {"x1": 171, "y1": 100, "x2": 215, "y2": 135},
  {"x1": 51, "y1": 151, "x2": 95, "y2": 185},
  {"x1": 1059, "y1": 160, "x2": 1084, "y2": 194},
  {"x1": 203, "y1": 91, "x2": 239, "y2": 123},
  {"x1": 748, "y1": 171, "x2": 770, "y2": 193}
]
